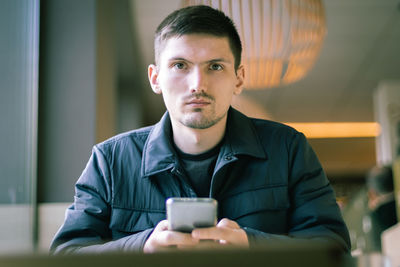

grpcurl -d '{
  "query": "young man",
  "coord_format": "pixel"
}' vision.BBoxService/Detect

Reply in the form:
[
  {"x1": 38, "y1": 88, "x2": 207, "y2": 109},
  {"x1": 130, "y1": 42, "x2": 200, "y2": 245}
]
[{"x1": 51, "y1": 5, "x2": 350, "y2": 253}]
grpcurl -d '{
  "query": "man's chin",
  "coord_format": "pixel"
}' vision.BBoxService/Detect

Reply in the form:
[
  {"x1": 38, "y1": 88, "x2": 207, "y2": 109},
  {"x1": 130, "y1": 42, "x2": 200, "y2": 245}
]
[
  {"x1": 180, "y1": 116, "x2": 212, "y2": 129},
  {"x1": 182, "y1": 120, "x2": 213, "y2": 129},
  {"x1": 179, "y1": 113, "x2": 225, "y2": 130}
]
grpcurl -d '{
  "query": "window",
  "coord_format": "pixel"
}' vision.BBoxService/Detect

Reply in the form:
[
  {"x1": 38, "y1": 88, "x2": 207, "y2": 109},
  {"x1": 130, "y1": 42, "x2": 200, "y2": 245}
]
[{"x1": 0, "y1": 0, "x2": 39, "y2": 253}]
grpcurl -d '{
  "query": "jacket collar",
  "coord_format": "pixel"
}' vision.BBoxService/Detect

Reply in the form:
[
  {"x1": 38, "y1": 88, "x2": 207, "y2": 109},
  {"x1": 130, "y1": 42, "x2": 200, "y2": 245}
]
[
  {"x1": 140, "y1": 107, "x2": 267, "y2": 177},
  {"x1": 224, "y1": 108, "x2": 266, "y2": 159}
]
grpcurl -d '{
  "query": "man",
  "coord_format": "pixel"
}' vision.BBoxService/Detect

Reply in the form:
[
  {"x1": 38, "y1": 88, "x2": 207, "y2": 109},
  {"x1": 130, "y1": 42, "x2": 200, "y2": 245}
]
[{"x1": 51, "y1": 5, "x2": 350, "y2": 253}]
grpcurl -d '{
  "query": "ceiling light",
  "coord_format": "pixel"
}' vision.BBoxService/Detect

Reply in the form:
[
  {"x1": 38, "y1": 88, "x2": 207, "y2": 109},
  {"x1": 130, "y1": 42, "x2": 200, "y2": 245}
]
[
  {"x1": 183, "y1": 0, "x2": 327, "y2": 89},
  {"x1": 284, "y1": 122, "x2": 381, "y2": 139}
]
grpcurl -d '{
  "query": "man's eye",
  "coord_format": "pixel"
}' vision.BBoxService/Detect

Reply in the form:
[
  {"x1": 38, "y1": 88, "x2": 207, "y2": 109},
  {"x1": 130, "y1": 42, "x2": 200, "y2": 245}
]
[
  {"x1": 210, "y1": 64, "x2": 223, "y2": 71},
  {"x1": 173, "y1": 62, "x2": 186, "y2": 69}
]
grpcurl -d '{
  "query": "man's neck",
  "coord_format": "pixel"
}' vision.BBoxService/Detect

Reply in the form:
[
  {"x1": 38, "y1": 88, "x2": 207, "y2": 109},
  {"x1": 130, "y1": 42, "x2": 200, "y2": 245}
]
[{"x1": 171, "y1": 117, "x2": 227, "y2": 155}]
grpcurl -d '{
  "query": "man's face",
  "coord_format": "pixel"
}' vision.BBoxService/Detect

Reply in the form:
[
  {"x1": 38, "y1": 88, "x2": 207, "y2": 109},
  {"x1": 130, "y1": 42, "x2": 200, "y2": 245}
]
[{"x1": 149, "y1": 34, "x2": 244, "y2": 130}]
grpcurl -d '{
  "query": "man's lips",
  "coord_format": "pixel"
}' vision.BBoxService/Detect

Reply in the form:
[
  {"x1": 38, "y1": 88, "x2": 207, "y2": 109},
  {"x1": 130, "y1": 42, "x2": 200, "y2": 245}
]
[{"x1": 185, "y1": 99, "x2": 211, "y2": 106}]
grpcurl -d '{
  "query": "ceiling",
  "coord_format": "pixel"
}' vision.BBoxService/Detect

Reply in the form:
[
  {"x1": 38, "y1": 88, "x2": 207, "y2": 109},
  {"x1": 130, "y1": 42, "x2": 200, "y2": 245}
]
[{"x1": 128, "y1": 0, "x2": 400, "y2": 180}]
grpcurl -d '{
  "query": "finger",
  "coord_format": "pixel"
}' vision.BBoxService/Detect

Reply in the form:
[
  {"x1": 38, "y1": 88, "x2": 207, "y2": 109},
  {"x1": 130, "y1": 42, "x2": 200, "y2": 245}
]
[
  {"x1": 192, "y1": 226, "x2": 229, "y2": 241},
  {"x1": 192, "y1": 219, "x2": 240, "y2": 240},
  {"x1": 155, "y1": 220, "x2": 169, "y2": 231},
  {"x1": 145, "y1": 221, "x2": 199, "y2": 253},
  {"x1": 192, "y1": 226, "x2": 249, "y2": 247},
  {"x1": 159, "y1": 231, "x2": 199, "y2": 247},
  {"x1": 217, "y1": 218, "x2": 240, "y2": 229}
]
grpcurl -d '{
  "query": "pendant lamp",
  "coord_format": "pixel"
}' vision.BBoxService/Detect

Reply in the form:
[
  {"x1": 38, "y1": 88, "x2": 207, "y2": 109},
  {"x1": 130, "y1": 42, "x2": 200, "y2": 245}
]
[{"x1": 183, "y1": 0, "x2": 327, "y2": 90}]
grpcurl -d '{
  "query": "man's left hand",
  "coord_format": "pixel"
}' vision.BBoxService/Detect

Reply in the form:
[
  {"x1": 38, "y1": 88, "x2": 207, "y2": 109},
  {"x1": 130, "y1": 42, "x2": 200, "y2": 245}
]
[{"x1": 191, "y1": 218, "x2": 249, "y2": 247}]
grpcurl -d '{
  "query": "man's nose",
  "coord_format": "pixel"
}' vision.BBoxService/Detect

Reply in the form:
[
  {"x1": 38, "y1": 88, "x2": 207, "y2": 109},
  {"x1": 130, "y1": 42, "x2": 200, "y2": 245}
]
[{"x1": 189, "y1": 67, "x2": 208, "y2": 94}]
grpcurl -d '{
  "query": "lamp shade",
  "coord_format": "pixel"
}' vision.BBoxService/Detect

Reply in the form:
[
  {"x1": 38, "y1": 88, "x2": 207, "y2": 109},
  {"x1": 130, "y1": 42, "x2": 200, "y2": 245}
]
[{"x1": 183, "y1": 0, "x2": 327, "y2": 90}]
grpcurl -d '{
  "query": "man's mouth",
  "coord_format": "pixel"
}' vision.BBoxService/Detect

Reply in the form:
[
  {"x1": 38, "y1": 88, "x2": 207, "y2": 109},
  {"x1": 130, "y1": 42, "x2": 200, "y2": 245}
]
[
  {"x1": 186, "y1": 99, "x2": 211, "y2": 107},
  {"x1": 184, "y1": 93, "x2": 214, "y2": 108}
]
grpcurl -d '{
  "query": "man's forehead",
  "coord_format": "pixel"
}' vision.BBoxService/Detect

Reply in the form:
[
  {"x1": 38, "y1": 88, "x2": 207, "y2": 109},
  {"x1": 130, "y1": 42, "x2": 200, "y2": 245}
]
[{"x1": 160, "y1": 34, "x2": 234, "y2": 63}]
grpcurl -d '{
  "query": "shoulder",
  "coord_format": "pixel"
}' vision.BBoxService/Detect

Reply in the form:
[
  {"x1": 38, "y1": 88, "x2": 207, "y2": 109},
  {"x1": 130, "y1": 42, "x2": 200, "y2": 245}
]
[
  {"x1": 230, "y1": 107, "x2": 299, "y2": 138},
  {"x1": 250, "y1": 117, "x2": 296, "y2": 133},
  {"x1": 228, "y1": 108, "x2": 306, "y2": 150},
  {"x1": 249, "y1": 116, "x2": 301, "y2": 143},
  {"x1": 247, "y1": 116, "x2": 311, "y2": 157},
  {"x1": 95, "y1": 125, "x2": 154, "y2": 153}
]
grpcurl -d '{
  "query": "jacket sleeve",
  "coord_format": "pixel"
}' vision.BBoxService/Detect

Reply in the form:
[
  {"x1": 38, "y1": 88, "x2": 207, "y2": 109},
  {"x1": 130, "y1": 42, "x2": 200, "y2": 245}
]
[
  {"x1": 50, "y1": 146, "x2": 153, "y2": 254},
  {"x1": 244, "y1": 132, "x2": 351, "y2": 252}
]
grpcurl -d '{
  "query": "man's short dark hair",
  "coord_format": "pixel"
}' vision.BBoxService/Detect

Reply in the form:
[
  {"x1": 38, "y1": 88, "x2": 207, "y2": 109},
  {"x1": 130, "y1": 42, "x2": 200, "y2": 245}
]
[{"x1": 154, "y1": 5, "x2": 242, "y2": 70}]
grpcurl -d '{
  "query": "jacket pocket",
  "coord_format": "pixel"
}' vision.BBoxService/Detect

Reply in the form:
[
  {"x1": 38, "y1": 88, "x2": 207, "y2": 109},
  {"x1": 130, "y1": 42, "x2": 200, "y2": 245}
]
[
  {"x1": 220, "y1": 185, "x2": 289, "y2": 233},
  {"x1": 109, "y1": 207, "x2": 165, "y2": 234}
]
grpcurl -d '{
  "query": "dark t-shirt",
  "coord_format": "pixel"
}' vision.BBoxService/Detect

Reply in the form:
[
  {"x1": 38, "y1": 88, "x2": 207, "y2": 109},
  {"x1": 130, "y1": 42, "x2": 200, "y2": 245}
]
[{"x1": 174, "y1": 142, "x2": 222, "y2": 197}]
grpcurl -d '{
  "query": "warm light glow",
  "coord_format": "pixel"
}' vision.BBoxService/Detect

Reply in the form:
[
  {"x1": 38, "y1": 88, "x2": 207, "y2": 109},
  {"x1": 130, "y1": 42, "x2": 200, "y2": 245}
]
[
  {"x1": 284, "y1": 122, "x2": 381, "y2": 139},
  {"x1": 183, "y1": 0, "x2": 327, "y2": 90}
]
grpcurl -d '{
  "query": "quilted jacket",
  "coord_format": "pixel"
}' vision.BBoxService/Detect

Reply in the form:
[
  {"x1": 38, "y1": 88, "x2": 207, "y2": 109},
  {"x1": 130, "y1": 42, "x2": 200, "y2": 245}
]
[{"x1": 50, "y1": 108, "x2": 350, "y2": 253}]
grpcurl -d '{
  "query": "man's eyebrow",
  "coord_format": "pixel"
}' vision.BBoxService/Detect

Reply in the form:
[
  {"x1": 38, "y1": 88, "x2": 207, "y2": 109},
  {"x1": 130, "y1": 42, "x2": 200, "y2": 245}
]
[
  {"x1": 207, "y1": 58, "x2": 231, "y2": 64},
  {"x1": 205, "y1": 59, "x2": 233, "y2": 66},
  {"x1": 168, "y1": 57, "x2": 191, "y2": 63},
  {"x1": 167, "y1": 57, "x2": 232, "y2": 64}
]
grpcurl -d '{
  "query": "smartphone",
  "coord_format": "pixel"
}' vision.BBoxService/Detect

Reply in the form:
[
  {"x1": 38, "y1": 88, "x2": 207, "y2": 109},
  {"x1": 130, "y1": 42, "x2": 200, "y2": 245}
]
[{"x1": 166, "y1": 197, "x2": 218, "y2": 233}]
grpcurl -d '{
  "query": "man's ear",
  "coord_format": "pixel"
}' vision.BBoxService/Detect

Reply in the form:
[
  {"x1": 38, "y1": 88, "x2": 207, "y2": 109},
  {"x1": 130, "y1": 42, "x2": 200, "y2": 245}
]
[
  {"x1": 234, "y1": 65, "x2": 245, "y2": 95},
  {"x1": 148, "y1": 64, "x2": 162, "y2": 94}
]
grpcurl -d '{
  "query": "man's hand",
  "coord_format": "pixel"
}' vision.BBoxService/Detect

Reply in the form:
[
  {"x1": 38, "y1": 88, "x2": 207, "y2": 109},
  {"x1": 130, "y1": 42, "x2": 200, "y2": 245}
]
[
  {"x1": 143, "y1": 220, "x2": 199, "y2": 253},
  {"x1": 191, "y1": 218, "x2": 249, "y2": 247},
  {"x1": 144, "y1": 218, "x2": 248, "y2": 253}
]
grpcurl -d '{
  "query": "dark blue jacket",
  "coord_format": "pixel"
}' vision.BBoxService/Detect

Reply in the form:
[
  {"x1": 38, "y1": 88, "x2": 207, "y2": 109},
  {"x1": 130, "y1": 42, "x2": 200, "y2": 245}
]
[{"x1": 50, "y1": 108, "x2": 350, "y2": 253}]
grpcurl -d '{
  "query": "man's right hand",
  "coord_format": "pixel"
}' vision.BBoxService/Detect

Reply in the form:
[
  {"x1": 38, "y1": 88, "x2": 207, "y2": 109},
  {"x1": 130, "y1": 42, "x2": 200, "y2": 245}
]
[{"x1": 143, "y1": 220, "x2": 200, "y2": 253}]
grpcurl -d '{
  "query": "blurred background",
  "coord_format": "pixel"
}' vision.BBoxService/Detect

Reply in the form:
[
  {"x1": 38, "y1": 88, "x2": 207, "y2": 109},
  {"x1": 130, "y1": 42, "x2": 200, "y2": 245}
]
[{"x1": 1, "y1": 0, "x2": 400, "y2": 258}]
